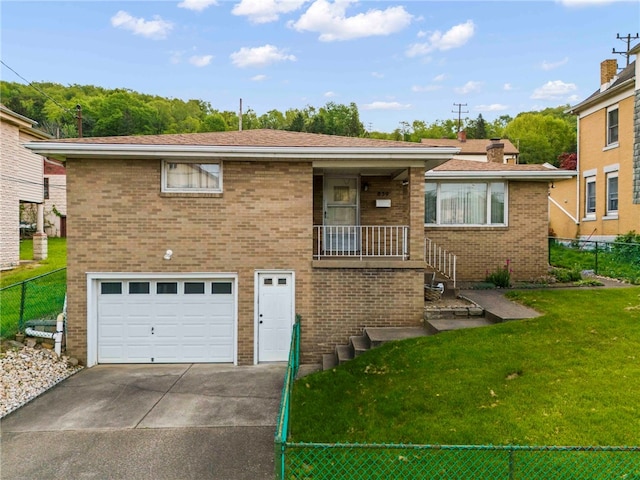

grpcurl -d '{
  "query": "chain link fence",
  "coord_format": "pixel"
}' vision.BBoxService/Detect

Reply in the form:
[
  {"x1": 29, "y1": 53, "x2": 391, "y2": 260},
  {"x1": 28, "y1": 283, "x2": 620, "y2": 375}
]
[
  {"x1": 0, "y1": 268, "x2": 67, "y2": 338},
  {"x1": 549, "y1": 237, "x2": 640, "y2": 284},
  {"x1": 276, "y1": 321, "x2": 640, "y2": 479}
]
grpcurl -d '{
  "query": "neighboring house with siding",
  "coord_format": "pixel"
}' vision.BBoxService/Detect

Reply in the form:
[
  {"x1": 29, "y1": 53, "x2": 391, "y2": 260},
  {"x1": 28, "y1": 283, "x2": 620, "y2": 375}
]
[
  {"x1": 421, "y1": 132, "x2": 520, "y2": 164},
  {"x1": 25, "y1": 130, "x2": 572, "y2": 368},
  {"x1": 0, "y1": 105, "x2": 50, "y2": 269},
  {"x1": 550, "y1": 46, "x2": 640, "y2": 241},
  {"x1": 43, "y1": 158, "x2": 67, "y2": 237}
]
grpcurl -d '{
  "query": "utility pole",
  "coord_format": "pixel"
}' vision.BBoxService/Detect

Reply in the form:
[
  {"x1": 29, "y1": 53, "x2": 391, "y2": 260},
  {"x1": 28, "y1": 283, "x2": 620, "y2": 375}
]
[
  {"x1": 76, "y1": 104, "x2": 82, "y2": 138},
  {"x1": 452, "y1": 103, "x2": 468, "y2": 133},
  {"x1": 612, "y1": 33, "x2": 639, "y2": 67}
]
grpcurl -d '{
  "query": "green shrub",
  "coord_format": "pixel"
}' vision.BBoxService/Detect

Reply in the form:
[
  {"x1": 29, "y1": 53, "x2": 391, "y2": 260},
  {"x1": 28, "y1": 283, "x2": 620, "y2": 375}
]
[
  {"x1": 612, "y1": 231, "x2": 640, "y2": 266},
  {"x1": 550, "y1": 265, "x2": 582, "y2": 283},
  {"x1": 486, "y1": 260, "x2": 512, "y2": 288}
]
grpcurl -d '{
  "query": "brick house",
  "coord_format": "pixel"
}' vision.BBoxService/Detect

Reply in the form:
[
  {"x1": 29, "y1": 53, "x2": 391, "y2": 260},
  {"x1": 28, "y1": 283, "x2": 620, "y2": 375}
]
[
  {"x1": 550, "y1": 45, "x2": 640, "y2": 241},
  {"x1": 0, "y1": 105, "x2": 50, "y2": 269},
  {"x1": 26, "y1": 130, "x2": 572, "y2": 367}
]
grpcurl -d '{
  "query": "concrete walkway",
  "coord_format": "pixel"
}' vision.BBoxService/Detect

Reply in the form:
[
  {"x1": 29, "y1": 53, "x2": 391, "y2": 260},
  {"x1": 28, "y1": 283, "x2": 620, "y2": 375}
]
[
  {"x1": 1, "y1": 363, "x2": 285, "y2": 480},
  {"x1": 459, "y1": 289, "x2": 541, "y2": 322}
]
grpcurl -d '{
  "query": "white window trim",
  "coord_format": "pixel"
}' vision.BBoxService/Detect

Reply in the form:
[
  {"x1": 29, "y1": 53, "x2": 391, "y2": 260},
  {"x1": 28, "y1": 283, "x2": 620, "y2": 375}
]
[
  {"x1": 605, "y1": 169, "x2": 619, "y2": 217},
  {"x1": 425, "y1": 181, "x2": 508, "y2": 227},
  {"x1": 161, "y1": 159, "x2": 223, "y2": 193},
  {"x1": 583, "y1": 175, "x2": 596, "y2": 221},
  {"x1": 605, "y1": 104, "x2": 619, "y2": 147}
]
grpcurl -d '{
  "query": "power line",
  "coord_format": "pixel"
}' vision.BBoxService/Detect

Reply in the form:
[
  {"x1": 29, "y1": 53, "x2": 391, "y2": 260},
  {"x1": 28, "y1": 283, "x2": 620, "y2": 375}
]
[
  {"x1": 452, "y1": 103, "x2": 468, "y2": 133},
  {"x1": 0, "y1": 60, "x2": 75, "y2": 117},
  {"x1": 1, "y1": 175, "x2": 67, "y2": 191}
]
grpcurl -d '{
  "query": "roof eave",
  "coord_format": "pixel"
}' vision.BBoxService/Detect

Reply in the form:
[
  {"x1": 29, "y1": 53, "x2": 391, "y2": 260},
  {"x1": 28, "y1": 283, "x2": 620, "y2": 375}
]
[
  {"x1": 567, "y1": 77, "x2": 635, "y2": 114},
  {"x1": 23, "y1": 142, "x2": 461, "y2": 162},
  {"x1": 425, "y1": 170, "x2": 577, "y2": 181}
]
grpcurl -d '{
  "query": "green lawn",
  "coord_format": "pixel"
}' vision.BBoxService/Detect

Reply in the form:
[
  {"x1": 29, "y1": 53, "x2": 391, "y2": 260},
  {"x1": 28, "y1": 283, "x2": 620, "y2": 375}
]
[
  {"x1": 1, "y1": 238, "x2": 67, "y2": 338},
  {"x1": 291, "y1": 288, "x2": 640, "y2": 446}
]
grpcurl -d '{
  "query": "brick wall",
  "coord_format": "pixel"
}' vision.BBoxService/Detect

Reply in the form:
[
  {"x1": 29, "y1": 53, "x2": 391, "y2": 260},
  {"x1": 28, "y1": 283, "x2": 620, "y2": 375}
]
[
  {"x1": 305, "y1": 266, "x2": 424, "y2": 364},
  {"x1": 65, "y1": 158, "x2": 314, "y2": 364},
  {"x1": 425, "y1": 182, "x2": 549, "y2": 281}
]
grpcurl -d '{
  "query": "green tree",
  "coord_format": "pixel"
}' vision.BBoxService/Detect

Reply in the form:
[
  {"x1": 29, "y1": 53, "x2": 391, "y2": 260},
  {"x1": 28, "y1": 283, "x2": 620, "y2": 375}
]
[{"x1": 504, "y1": 112, "x2": 576, "y2": 165}]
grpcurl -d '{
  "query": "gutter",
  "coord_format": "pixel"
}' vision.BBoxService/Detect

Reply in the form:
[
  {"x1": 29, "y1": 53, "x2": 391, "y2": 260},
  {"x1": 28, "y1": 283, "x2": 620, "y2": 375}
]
[
  {"x1": 425, "y1": 170, "x2": 577, "y2": 181},
  {"x1": 23, "y1": 142, "x2": 461, "y2": 161}
]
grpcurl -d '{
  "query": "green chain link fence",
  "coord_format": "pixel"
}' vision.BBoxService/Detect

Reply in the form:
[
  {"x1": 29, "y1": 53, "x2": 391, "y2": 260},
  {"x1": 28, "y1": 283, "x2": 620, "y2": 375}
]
[
  {"x1": 0, "y1": 268, "x2": 67, "y2": 338},
  {"x1": 549, "y1": 237, "x2": 640, "y2": 284},
  {"x1": 275, "y1": 320, "x2": 640, "y2": 479}
]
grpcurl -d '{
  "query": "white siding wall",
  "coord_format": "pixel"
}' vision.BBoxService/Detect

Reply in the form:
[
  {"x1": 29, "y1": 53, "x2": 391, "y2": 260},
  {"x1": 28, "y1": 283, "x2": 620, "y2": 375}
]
[
  {"x1": 44, "y1": 173, "x2": 67, "y2": 237},
  {"x1": 0, "y1": 122, "x2": 20, "y2": 267},
  {"x1": 0, "y1": 119, "x2": 46, "y2": 268}
]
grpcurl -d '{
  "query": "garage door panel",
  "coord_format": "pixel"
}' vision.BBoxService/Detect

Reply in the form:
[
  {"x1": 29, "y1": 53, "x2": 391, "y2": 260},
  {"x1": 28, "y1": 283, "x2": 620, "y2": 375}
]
[{"x1": 98, "y1": 278, "x2": 236, "y2": 364}]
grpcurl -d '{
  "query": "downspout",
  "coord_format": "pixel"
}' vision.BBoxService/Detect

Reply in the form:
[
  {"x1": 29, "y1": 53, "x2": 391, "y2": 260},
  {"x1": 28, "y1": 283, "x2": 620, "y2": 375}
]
[
  {"x1": 575, "y1": 116, "x2": 581, "y2": 234},
  {"x1": 24, "y1": 296, "x2": 66, "y2": 357}
]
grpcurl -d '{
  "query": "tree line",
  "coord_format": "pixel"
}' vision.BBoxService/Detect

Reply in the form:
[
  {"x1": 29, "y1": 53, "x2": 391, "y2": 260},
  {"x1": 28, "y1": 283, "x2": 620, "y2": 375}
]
[{"x1": 0, "y1": 80, "x2": 576, "y2": 166}]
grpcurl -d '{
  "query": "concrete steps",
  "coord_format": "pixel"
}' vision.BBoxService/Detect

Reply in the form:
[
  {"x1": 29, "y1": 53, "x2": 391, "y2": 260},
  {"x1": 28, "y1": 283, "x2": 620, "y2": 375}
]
[{"x1": 321, "y1": 298, "x2": 499, "y2": 371}]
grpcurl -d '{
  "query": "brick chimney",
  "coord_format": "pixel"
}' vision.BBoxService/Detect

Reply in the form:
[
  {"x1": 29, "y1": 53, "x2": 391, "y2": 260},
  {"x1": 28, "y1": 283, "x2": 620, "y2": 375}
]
[
  {"x1": 486, "y1": 138, "x2": 505, "y2": 164},
  {"x1": 600, "y1": 59, "x2": 618, "y2": 86},
  {"x1": 457, "y1": 130, "x2": 467, "y2": 142}
]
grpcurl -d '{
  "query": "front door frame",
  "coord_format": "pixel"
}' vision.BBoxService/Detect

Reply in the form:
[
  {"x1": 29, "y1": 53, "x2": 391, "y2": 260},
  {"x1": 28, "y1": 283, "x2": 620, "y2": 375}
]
[
  {"x1": 254, "y1": 270, "x2": 295, "y2": 364},
  {"x1": 323, "y1": 174, "x2": 360, "y2": 253}
]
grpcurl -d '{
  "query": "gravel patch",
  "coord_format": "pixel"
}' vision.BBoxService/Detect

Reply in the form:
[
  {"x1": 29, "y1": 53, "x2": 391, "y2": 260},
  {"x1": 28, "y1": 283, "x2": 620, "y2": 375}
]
[{"x1": 0, "y1": 344, "x2": 82, "y2": 418}]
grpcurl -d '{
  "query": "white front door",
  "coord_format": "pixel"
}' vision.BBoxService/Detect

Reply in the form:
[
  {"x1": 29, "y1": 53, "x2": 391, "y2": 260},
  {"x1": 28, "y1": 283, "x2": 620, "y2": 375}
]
[
  {"x1": 323, "y1": 176, "x2": 359, "y2": 253},
  {"x1": 257, "y1": 272, "x2": 294, "y2": 362}
]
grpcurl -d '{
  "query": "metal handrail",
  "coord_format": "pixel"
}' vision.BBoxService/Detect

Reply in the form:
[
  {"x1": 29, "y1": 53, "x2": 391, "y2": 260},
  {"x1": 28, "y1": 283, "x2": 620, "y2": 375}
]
[
  {"x1": 314, "y1": 225, "x2": 409, "y2": 260},
  {"x1": 425, "y1": 238, "x2": 457, "y2": 288}
]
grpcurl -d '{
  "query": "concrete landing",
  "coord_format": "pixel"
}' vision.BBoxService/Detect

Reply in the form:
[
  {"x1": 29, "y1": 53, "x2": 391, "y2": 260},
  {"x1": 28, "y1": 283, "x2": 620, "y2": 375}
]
[
  {"x1": 459, "y1": 289, "x2": 541, "y2": 322},
  {"x1": 427, "y1": 318, "x2": 493, "y2": 333},
  {"x1": 365, "y1": 326, "x2": 432, "y2": 347}
]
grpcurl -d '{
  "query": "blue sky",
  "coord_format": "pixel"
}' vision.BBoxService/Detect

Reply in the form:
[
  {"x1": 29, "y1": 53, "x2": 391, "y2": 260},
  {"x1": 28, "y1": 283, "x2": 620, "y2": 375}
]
[{"x1": 2, "y1": 1, "x2": 639, "y2": 132}]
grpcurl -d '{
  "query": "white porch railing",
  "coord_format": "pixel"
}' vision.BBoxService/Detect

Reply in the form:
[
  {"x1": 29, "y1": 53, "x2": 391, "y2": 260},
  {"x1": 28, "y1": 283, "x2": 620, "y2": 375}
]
[
  {"x1": 314, "y1": 225, "x2": 409, "y2": 260},
  {"x1": 425, "y1": 238, "x2": 457, "y2": 288}
]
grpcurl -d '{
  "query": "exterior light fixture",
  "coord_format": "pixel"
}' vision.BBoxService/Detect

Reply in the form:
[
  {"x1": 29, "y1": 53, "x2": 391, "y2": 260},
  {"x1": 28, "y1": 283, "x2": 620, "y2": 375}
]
[{"x1": 164, "y1": 249, "x2": 173, "y2": 260}]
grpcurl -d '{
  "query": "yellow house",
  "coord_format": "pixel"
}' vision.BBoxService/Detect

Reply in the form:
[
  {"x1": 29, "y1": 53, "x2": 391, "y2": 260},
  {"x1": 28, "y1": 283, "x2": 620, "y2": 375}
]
[{"x1": 550, "y1": 44, "x2": 640, "y2": 241}]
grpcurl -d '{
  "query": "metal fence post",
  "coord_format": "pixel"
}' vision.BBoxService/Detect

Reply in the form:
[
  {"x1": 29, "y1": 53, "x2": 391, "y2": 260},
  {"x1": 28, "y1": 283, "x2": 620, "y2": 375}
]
[
  {"x1": 18, "y1": 281, "x2": 27, "y2": 332},
  {"x1": 509, "y1": 448, "x2": 515, "y2": 480},
  {"x1": 595, "y1": 241, "x2": 599, "y2": 275}
]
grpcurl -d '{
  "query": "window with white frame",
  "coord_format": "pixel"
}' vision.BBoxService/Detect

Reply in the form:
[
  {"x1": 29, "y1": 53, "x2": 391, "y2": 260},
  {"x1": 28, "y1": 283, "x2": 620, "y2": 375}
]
[
  {"x1": 585, "y1": 175, "x2": 596, "y2": 218},
  {"x1": 425, "y1": 182, "x2": 507, "y2": 226},
  {"x1": 606, "y1": 171, "x2": 618, "y2": 215},
  {"x1": 162, "y1": 160, "x2": 222, "y2": 193},
  {"x1": 606, "y1": 105, "x2": 619, "y2": 146}
]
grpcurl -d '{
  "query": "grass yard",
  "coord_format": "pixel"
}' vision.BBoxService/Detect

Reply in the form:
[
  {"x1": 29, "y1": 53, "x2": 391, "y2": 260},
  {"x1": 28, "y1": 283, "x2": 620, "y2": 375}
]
[
  {"x1": 291, "y1": 288, "x2": 640, "y2": 447},
  {"x1": 1, "y1": 238, "x2": 67, "y2": 338}
]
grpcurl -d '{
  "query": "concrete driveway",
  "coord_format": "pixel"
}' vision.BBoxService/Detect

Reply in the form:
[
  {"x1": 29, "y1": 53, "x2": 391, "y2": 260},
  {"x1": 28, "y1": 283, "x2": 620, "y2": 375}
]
[{"x1": 1, "y1": 363, "x2": 285, "y2": 480}]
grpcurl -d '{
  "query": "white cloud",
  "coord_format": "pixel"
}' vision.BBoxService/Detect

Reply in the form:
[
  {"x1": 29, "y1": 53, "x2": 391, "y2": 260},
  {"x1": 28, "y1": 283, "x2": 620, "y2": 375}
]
[
  {"x1": 541, "y1": 57, "x2": 569, "y2": 70},
  {"x1": 371, "y1": 71, "x2": 384, "y2": 78},
  {"x1": 230, "y1": 44, "x2": 296, "y2": 68},
  {"x1": 189, "y1": 54, "x2": 213, "y2": 67},
  {"x1": 411, "y1": 84, "x2": 442, "y2": 92},
  {"x1": 178, "y1": 0, "x2": 219, "y2": 12},
  {"x1": 361, "y1": 101, "x2": 412, "y2": 111},
  {"x1": 251, "y1": 74, "x2": 268, "y2": 81},
  {"x1": 232, "y1": 0, "x2": 309, "y2": 24},
  {"x1": 416, "y1": 30, "x2": 427, "y2": 38},
  {"x1": 454, "y1": 81, "x2": 481, "y2": 94},
  {"x1": 290, "y1": 0, "x2": 413, "y2": 42},
  {"x1": 531, "y1": 80, "x2": 577, "y2": 99},
  {"x1": 324, "y1": 91, "x2": 336, "y2": 97},
  {"x1": 111, "y1": 11, "x2": 173, "y2": 40},
  {"x1": 503, "y1": 83, "x2": 513, "y2": 91},
  {"x1": 406, "y1": 20, "x2": 474, "y2": 57},
  {"x1": 433, "y1": 74, "x2": 446, "y2": 82},
  {"x1": 475, "y1": 104, "x2": 509, "y2": 112}
]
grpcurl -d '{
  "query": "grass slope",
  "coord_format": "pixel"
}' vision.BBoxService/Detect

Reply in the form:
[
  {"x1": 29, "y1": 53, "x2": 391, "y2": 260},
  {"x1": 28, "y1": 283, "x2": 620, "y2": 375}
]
[
  {"x1": 1, "y1": 238, "x2": 67, "y2": 337},
  {"x1": 291, "y1": 288, "x2": 640, "y2": 446}
]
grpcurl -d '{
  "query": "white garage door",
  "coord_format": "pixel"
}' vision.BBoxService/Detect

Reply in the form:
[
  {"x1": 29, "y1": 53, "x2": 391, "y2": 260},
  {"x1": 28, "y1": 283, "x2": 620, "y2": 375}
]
[{"x1": 97, "y1": 278, "x2": 235, "y2": 363}]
